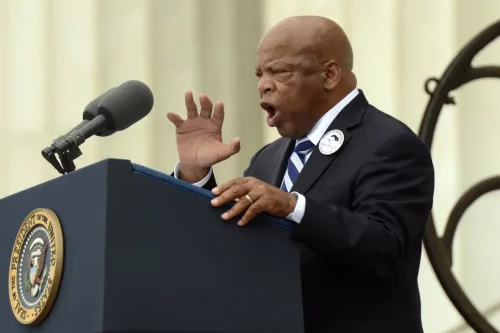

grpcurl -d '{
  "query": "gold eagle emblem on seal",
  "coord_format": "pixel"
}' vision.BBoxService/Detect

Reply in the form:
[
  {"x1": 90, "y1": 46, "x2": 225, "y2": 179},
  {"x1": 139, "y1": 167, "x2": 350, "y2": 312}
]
[{"x1": 8, "y1": 208, "x2": 64, "y2": 325}]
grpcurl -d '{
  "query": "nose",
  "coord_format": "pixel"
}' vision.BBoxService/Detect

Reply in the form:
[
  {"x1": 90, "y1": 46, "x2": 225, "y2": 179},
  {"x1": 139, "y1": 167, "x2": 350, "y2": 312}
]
[{"x1": 257, "y1": 75, "x2": 276, "y2": 97}]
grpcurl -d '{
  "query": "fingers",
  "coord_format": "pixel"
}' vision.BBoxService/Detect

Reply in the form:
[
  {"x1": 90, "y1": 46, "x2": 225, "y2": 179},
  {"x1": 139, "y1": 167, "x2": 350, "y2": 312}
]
[
  {"x1": 228, "y1": 137, "x2": 241, "y2": 154},
  {"x1": 211, "y1": 177, "x2": 245, "y2": 196},
  {"x1": 220, "y1": 193, "x2": 265, "y2": 226},
  {"x1": 220, "y1": 193, "x2": 256, "y2": 221},
  {"x1": 184, "y1": 90, "x2": 223, "y2": 122},
  {"x1": 238, "y1": 199, "x2": 265, "y2": 226},
  {"x1": 211, "y1": 178, "x2": 269, "y2": 226},
  {"x1": 166, "y1": 112, "x2": 184, "y2": 127},
  {"x1": 216, "y1": 137, "x2": 241, "y2": 162},
  {"x1": 184, "y1": 90, "x2": 198, "y2": 119},
  {"x1": 212, "y1": 101, "x2": 225, "y2": 127},
  {"x1": 199, "y1": 93, "x2": 213, "y2": 119},
  {"x1": 211, "y1": 177, "x2": 249, "y2": 202}
]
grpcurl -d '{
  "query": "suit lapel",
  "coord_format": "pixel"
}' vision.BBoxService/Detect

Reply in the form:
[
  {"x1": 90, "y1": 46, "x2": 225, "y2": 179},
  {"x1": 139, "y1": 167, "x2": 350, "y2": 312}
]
[
  {"x1": 270, "y1": 138, "x2": 295, "y2": 187},
  {"x1": 290, "y1": 91, "x2": 369, "y2": 194}
]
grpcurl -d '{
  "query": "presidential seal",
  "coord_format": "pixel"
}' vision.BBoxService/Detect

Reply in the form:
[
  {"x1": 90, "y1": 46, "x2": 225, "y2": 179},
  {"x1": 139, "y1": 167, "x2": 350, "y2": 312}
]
[{"x1": 8, "y1": 208, "x2": 64, "y2": 325}]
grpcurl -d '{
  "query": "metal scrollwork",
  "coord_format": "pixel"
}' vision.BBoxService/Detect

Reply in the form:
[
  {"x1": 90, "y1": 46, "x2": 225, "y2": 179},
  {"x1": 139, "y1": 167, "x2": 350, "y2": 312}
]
[{"x1": 418, "y1": 20, "x2": 500, "y2": 333}]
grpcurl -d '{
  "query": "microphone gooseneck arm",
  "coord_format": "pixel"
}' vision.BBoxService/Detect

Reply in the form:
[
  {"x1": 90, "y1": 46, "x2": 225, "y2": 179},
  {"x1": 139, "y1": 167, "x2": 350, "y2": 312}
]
[
  {"x1": 41, "y1": 119, "x2": 92, "y2": 174},
  {"x1": 40, "y1": 80, "x2": 154, "y2": 175},
  {"x1": 44, "y1": 115, "x2": 109, "y2": 175}
]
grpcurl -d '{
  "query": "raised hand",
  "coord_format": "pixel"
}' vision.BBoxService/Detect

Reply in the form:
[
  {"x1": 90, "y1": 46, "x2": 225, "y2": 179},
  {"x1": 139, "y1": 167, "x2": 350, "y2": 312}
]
[{"x1": 167, "y1": 90, "x2": 241, "y2": 183}]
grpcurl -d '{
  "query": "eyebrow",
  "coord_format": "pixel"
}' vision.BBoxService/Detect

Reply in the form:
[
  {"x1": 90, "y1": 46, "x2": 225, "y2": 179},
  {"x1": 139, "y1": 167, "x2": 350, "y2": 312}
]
[
  {"x1": 268, "y1": 60, "x2": 292, "y2": 67},
  {"x1": 255, "y1": 60, "x2": 293, "y2": 71}
]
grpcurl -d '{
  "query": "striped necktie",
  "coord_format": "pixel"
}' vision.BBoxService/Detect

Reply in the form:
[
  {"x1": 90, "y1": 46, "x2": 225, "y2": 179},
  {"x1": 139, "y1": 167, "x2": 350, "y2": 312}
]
[{"x1": 281, "y1": 138, "x2": 315, "y2": 192}]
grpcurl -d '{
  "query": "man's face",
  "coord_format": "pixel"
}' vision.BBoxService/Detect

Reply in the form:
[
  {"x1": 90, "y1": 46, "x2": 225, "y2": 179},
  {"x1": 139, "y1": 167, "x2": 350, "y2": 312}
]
[{"x1": 256, "y1": 39, "x2": 326, "y2": 139}]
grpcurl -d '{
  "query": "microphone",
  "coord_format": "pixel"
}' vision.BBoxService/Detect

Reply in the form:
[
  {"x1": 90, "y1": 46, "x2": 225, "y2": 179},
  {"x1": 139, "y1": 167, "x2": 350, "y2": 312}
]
[
  {"x1": 54, "y1": 80, "x2": 154, "y2": 154},
  {"x1": 82, "y1": 88, "x2": 116, "y2": 137},
  {"x1": 41, "y1": 88, "x2": 115, "y2": 173}
]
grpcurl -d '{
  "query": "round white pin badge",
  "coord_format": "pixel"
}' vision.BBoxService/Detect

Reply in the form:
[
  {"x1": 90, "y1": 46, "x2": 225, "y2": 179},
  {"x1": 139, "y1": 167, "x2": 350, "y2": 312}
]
[{"x1": 319, "y1": 129, "x2": 344, "y2": 155}]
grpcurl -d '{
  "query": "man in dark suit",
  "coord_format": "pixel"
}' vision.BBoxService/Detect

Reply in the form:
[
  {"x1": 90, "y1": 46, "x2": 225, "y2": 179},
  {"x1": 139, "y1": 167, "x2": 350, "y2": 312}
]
[{"x1": 167, "y1": 15, "x2": 434, "y2": 333}]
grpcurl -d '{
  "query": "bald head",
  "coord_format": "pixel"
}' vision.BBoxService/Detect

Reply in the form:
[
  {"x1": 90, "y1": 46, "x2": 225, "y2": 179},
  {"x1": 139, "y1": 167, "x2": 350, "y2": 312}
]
[
  {"x1": 255, "y1": 15, "x2": 356, "y2": 139},
  {"x1": 259, "y1": 16, "x2": 354, "y2": 73}
]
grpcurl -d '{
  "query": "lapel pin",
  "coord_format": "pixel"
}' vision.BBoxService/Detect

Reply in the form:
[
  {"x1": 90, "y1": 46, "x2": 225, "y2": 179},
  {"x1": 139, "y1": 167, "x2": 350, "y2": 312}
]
[{"x1": 319, "y1": 129, "x2": 344, "y2": 155}]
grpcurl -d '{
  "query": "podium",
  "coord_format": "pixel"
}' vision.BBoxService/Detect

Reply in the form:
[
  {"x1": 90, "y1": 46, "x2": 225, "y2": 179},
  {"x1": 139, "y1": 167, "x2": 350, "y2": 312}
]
[{"x1": 0, "y1": 159, "x2": 304, "y2": 333}]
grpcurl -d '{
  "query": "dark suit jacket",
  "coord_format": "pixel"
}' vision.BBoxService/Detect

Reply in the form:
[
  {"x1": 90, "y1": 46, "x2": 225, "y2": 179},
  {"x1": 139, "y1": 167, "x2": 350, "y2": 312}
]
[{"x1": 203, "y1": 91, "x2": 434, "y2": 333}]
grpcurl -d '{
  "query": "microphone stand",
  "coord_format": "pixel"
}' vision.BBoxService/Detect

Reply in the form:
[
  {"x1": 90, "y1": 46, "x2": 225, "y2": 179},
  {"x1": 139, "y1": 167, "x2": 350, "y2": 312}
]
[{"x1": 41, "y1": 135, "x2": 83, "y2": 175}]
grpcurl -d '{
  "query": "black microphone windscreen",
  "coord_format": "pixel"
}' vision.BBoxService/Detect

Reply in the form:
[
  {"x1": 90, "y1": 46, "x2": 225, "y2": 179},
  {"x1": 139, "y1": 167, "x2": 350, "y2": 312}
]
[
  {"x1": 83, "y1": 88, "x2": 116, "y2": 137},
  {"x1": 83, "y1": 89, "x2": 111, "y2": 120},
  {"x1": 97, "y1": 80, "x2": 154, "y2": 131}
]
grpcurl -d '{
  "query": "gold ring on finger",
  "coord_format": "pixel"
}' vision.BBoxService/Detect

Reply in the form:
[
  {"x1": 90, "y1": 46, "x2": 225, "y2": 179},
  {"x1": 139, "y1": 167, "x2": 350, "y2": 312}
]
[{"x1": 244, "y1": 194, "x2": 253, "y2": 205}]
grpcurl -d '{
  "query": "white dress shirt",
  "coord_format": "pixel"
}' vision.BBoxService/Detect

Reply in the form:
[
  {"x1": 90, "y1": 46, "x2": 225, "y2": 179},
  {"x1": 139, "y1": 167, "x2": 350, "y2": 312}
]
[{"x1": 174, "y1": 88, "x2": 359, "y2": 223}]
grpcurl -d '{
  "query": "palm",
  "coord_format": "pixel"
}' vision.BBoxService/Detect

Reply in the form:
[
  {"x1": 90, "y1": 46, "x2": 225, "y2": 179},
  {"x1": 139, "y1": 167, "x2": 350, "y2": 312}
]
[
  {"x1": 175, "y1": 117, "x2": 232, "y2": 168},
  {"x1": 167, "y1": 91, "x2": 240, "y2": 169}
]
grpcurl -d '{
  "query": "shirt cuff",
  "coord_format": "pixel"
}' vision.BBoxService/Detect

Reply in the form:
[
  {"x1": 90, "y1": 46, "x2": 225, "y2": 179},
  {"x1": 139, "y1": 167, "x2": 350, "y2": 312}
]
[
  {"x1": 286, "y1": 192, "x2": 305, "y2": 223},
  {"x1": 173, "y1": 162, "x2": 213, "y2": 187}
]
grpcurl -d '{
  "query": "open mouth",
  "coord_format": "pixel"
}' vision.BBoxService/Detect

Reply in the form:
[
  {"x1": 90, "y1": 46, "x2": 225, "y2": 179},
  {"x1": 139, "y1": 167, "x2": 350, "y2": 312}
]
[{"x1": 261, "y1": 102, "x2": 280, "y2": 127}]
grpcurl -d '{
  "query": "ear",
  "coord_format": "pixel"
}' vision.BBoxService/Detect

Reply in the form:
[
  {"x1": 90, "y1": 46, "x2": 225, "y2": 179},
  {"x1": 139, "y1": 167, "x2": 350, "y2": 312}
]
[{"x1": 322, "y1": 60, "x2": 341, "y2": 91}]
